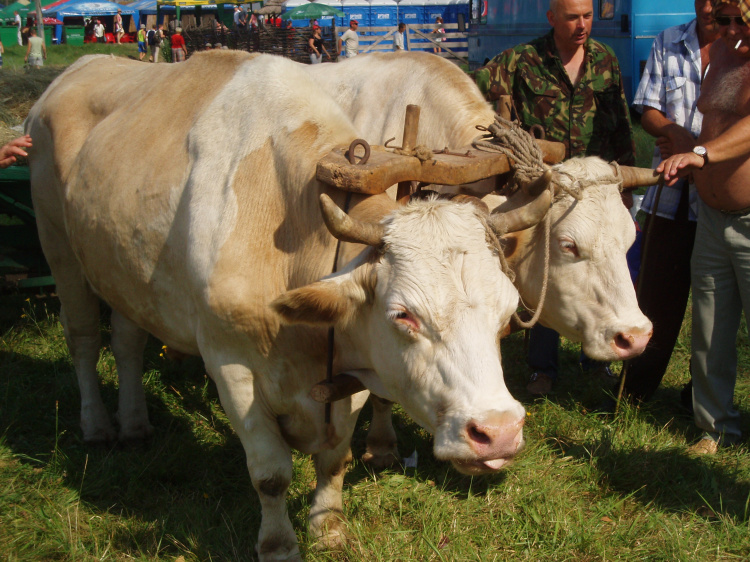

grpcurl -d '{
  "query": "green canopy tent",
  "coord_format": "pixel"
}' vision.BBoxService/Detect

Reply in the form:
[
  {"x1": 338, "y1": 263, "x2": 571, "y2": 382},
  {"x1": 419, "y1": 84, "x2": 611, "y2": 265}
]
[
  {"x1": 1, "y1": 0, "x2": 63, "y2": 21},
  {"x1": 0, "y1": 0, "x2": 33, "y2": 20}
]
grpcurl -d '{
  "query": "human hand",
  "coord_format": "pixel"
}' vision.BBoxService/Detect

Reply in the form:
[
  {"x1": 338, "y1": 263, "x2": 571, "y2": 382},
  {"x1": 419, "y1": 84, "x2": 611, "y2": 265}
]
[
  {"x1": 0, "y1": 134, "x2": 32, "y2": 168},
  {"x1": 656, "y1": 151, "x2": 703, "y2": 185},
  {"x1": 655, "y1": 125, "x2": 696, "y2": 159}
]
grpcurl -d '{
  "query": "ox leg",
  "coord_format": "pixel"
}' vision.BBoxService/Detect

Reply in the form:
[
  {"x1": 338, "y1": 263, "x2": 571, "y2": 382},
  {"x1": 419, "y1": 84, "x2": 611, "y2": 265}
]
[
  {"x1": 362, "y1": 396, "x2": 400, "y2": 469},
  {"x1": 40, "y1": 218, "x2": 114, "y2": 443},
  {"x1": 207, "y1": 361, "x2": 299, "y2": 561},
  {"x1": 310, "y1": 438, "x2": 353, "y2": 549},
  {"x1": 58, "y1": 300, "x2": 115, "y2": 444},
  {"x1": 110, "y1": 309, "x2": 152, "y2": 441}
]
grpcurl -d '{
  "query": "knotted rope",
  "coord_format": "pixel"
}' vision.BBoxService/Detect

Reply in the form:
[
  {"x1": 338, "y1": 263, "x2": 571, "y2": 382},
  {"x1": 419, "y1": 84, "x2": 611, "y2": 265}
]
[
  {"x1": 385, "y1": 137, "x2": 434, "y2": 162},
  {"x1": 471, "y1": 114, "x2": 558, "y2": 330}
]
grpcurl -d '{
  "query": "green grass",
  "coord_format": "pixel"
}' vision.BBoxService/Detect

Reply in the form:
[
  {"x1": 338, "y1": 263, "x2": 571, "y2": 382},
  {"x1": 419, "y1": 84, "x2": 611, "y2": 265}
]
[
  {"x1": 1, "y1": 293, "x2": 748, "y2": 561},
  {"x1": 0, "y1": 42, "x2": 140, "y2": 70}
]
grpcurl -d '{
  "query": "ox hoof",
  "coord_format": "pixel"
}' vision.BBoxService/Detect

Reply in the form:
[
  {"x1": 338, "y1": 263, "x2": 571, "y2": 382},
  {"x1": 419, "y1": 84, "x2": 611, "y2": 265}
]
[
  {"x1": 255, "y1": 539, "x2": 301, "y2": 562},
  {"x1": 118, "y1": 422, "x2": 154, "y2": 443},
  {"x1": 82, "y1": 423, "x2": 118, "y2": 446},
  {"x1": 311, "y1": 514, "x2": 349, "y2": 550},
  {"x1": 361, "y1": 446, "x2": 400, "y2": 471}
]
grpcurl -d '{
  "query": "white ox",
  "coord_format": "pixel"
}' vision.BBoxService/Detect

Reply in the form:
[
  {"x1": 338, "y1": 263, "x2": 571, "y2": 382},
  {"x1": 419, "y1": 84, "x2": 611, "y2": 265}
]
[
  {"x1": 27, "y1": 52, "x2": 527, "y2": 560},
  {"x1": 305, "y1": 52, "x2": 654, "y2": 467}
]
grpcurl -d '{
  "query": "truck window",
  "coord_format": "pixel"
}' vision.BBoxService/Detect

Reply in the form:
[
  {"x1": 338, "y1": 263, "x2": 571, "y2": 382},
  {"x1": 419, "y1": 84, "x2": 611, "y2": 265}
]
[{"x1": 600, "y1": 0, "x2": 614, "y2": 19}]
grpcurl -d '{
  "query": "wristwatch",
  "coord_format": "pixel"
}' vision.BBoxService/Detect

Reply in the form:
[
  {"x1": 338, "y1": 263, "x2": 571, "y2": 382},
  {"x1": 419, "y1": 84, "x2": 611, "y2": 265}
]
[{"x1": 692, "y1": 145, "x2": 709, "y2": 168}]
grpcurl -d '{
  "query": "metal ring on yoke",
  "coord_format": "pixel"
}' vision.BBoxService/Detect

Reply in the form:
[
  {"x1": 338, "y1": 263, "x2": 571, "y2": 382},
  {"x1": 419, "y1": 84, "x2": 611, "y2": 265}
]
[{"x1": 347, "y1": 139, "x2": 371, "y2": 165}]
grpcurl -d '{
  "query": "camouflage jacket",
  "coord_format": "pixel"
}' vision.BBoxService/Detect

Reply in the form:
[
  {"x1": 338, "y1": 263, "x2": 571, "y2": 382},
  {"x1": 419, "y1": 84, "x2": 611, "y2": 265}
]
[{"x1": 475, "y1": 31, "x2": 635, "y2": 165}]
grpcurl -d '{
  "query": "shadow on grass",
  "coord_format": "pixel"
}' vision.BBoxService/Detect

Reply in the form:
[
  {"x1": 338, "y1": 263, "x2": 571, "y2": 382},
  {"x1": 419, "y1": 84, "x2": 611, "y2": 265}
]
[
  {"x1": 0, "y1": 338, "x2": 266, "y2": 560},
  {"x1": 549, "y1": 430, "x2": 750, "y2": 522}
]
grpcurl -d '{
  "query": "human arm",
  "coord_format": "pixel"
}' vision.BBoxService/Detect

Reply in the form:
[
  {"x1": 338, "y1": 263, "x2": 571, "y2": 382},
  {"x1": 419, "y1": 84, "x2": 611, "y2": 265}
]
[
  {"x1": 641, "y1": 107, "x2": 696, "y2": 159},
  {"x1": 322, "y1": 42, "x2": 330, "y2": 59},
  {"x1": 24, "y1": 40, "x2": 30, "y2": 61},
  {"x1": 42, "y1": 42, "x2": 47, "y2": 59},
  {"x1": 657, "y1": 114, "x2": 750, "y2": 184},
  {"x1": 0, "y1": 135, "x2": 32, "y2": 168}
]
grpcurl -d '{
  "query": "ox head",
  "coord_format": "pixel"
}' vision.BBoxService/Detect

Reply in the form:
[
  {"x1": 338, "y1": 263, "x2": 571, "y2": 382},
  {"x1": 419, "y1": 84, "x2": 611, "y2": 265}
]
[
  {"x1": 492, "y1": 157, "x2": 654, "y2": 361},
  {"x1": 273, "y1": 194, "x2": 525, "y2": 474}
]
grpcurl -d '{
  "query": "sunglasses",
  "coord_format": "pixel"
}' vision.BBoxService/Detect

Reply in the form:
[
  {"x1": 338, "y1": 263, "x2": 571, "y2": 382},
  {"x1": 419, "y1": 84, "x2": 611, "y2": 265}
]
[{"x1": 714, "y1": 15, "x2": 748, "y2": 26}]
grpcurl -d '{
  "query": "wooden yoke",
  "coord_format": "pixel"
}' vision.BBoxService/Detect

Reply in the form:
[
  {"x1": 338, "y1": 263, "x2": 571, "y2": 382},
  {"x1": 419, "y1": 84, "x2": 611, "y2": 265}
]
[
  {"x1": 311, "y1": 104, "x2": 565, "y2": 405},
  {"x1": 316, "y1": 105, "x2": 564, "y2": 198}
]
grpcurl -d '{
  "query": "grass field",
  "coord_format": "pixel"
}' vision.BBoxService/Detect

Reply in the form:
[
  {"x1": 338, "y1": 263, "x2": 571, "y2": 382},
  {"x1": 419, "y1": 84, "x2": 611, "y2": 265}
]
[{"x1": 1, "y1": 50, "x2": 749, "y2": 560}]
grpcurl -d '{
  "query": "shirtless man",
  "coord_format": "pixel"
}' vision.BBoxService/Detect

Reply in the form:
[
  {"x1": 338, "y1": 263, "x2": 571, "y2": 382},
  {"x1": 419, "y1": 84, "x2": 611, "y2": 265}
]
[{"x1": 658, "y1": 0, "x2": 750, "y2": 454}]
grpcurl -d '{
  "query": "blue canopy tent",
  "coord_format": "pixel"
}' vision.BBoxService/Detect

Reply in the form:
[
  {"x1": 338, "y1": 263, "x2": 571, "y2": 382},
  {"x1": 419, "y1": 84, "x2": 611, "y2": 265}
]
[{"x1": 44, "y1": 0, "x2": 138, "y2": 34}]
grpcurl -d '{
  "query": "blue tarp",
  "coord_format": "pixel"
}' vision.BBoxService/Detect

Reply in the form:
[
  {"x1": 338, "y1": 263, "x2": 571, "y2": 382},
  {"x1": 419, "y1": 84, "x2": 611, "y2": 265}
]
[{"x1": 44, "y1": 0, "x2": 136, "y2": 17}]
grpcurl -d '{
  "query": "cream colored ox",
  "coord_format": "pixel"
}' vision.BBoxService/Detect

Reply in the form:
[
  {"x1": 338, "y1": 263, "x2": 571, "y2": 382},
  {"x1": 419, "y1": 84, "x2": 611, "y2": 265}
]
[
  {"x1": 26, "y1": 52, "x2": 527, "y2": 560},
  {"x1": 305, "y1": 51, "x2": 654, "y2": 468}
]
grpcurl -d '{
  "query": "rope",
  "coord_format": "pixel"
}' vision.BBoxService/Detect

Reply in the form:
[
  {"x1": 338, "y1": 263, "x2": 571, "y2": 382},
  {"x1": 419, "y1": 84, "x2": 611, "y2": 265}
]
[
  {"x1": 511, "y1": 196, "x2": 553, "y2": 330},
  {"x1": 473, "y1": 115, "x2": 547, "y2": 190},
  {"x1": 393, "y1": 145, "x2": 434, "y2": 162},
  {"x1": 471, "y1": 114, "x2": 556, "y2": 329}
]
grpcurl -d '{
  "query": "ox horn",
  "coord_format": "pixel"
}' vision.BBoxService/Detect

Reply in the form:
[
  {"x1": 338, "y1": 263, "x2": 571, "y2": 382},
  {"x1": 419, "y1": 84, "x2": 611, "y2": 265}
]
[
  {"x1": 319, "y1": 193, "x2": 385, "y2": 247},
  {"x1": 615, "y1": 165, "x2": 661, "y2": 191},
  {"x1": 521, "y1": 168, "x2": 554, "y2": 197},
  {"x1": 488, "y1": 190, "x2": 553, "y2": 234}
]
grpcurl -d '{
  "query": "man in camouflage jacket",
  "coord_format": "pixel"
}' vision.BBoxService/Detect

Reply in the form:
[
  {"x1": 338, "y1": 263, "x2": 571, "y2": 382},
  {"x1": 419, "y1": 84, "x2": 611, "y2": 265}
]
[
  {"x1": 474, "y1": 8, "x2": 635, "y2": 164},
  {"x1": 474, "y1": 0, "x2": 636, "y2": 396}
]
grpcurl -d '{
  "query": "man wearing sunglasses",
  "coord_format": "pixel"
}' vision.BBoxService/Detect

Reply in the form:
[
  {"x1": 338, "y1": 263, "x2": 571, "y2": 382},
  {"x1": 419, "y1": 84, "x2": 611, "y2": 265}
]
[{"x1": 658, "y1": 0, "x2": 750, "y2": 455}]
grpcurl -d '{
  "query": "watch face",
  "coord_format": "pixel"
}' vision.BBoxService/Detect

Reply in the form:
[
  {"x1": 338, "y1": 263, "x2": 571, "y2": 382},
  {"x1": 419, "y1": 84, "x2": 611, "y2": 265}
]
[{"x1": 694, "y1": 146, "x2": 707, "y2": 156}]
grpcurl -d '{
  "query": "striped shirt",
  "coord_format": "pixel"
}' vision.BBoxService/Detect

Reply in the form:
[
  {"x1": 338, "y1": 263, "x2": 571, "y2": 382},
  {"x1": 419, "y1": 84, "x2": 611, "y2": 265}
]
[{"x1": 633, "y1": 18, "x2": 704, "y2": 221}]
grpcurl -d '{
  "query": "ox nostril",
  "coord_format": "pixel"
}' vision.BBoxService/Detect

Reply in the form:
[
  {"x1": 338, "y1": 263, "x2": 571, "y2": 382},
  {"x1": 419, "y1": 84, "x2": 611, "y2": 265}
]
[
  {"x1": 614, "y1": 332, "x2": 634, "y2": 350},
  {"x1": 468, "y1": 423, "x2": 491, "y2": 446}
]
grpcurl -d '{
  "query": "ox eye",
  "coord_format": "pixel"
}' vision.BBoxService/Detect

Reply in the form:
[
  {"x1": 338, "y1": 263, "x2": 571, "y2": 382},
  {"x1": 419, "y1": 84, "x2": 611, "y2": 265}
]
[
  {"x1": 388, "y1": 308, "x2": 420, "y2": 333},
  {"x1": 559, "y1": 237, "x2": 580, "y2": 258}
]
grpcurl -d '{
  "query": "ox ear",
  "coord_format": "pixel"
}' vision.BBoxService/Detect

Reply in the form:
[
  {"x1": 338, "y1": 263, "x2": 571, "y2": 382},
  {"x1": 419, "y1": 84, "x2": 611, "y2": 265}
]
[{"x1": 272, "y1": 266, "x2": 375, "y2": 326}]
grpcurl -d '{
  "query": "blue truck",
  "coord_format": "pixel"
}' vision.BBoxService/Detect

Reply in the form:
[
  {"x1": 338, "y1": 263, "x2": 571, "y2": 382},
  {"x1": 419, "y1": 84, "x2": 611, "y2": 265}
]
[{"x1": 468, "y1": 0, "x2": 696, "y2": 102}]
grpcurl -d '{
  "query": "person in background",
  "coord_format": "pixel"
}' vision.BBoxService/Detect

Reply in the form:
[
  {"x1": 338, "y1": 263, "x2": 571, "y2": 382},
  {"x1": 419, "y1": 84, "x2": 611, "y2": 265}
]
[
  {"x1": 0, "y1": 37, "x2": 4, "y2": 69},
  {"x1": 171, "y1": 27, "x2": 187, "y2": 62},
  {"x1": 338, "y1": 19, "x2": 359, "y2": 58},
  {"x1": 431, "y1": 16, "x2": 445, "y2": 54},
  {"x1": 624, "y1": 0, "x2": 720, "y2": 404},
  {"x1": 25, "y1": 27, "x2": 46, "y2": 68},
  {"x1": 474, "y1": 0, "x2": 636, "y2": 396},
  {"x1": 15, "y1": 11, "x2": 22, "y2": 46},
  {"x1": 393, "y1": 22, "x2": 406, "y2": 51},
  {"x1": 94, "y1": 19, "x2": 106, "y2": 43},
  {"x1": 0, "y1": 135, "x2": 32, "y2": 169},
  {"x1": 657, "y1": 0, "x2": 750, "y2": 455},
  {"x1": 234, "y1": 6, "x2": 246, "y2": 30},
  {"x1": 309, "y1": 25, "x2": 329, "y2": 64},
  {"x1": 148, "y1": 24, "x2": 161, "y2": 63},
  {"x1": 114, "y1": 9, "x2": 124, "y2": 44},
  {"x1": 137, "y1": 24, "x2": 147, "y2": 60}
]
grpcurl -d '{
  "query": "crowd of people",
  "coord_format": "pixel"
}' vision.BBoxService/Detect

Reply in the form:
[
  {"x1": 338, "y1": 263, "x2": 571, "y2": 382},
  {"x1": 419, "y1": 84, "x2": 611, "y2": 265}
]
[{"x1": 475, "y1": 0, "x2": 750, "y2": 455}]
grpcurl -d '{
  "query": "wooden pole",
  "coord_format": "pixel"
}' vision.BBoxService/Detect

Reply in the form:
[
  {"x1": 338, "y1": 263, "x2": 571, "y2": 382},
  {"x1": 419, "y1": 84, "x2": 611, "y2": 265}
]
[
  {"x1": 396, "y1": 104, "x2": 420, "y2": 202},
  {"x1": 497, "y1": 94, "x2": 512, "y2": 120},
  {"x1": 34, "y1": 0, "x2": 44, "y2": 42}
]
